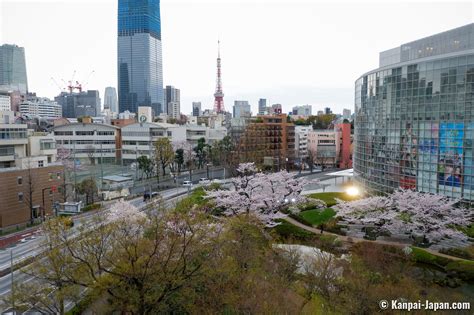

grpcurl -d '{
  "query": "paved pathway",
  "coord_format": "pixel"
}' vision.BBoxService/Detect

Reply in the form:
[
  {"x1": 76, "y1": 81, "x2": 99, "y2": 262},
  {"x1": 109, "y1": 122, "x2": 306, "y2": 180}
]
[{"x1": 284, "y1": 217, "x2": 466, "y2": 262}]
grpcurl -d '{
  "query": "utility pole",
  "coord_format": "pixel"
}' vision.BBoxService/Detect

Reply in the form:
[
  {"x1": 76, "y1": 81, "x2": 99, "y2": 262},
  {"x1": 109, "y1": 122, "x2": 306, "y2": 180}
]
[
  {"x1": 10, "y1": 249, "x2": 14, "y2": 310},
  {"x1": 73, "y1": 141, "x2": 77, "y2": 201}
]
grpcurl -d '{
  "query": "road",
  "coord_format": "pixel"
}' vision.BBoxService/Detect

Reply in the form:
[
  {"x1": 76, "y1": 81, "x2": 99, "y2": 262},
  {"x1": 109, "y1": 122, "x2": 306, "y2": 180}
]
[
  {"x1": 129, "y1": 167, "x2": 224, "y2": 195},
  {"x1": 0, "y1": 189, "x2": 192, "y2": 313},
  {"x1": 0, "y1": 185, "x2": 198, "y2": 280}
]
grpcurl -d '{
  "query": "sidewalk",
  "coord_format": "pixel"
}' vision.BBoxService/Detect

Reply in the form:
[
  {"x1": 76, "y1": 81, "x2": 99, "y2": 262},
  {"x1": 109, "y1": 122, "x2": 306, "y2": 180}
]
[{"x1": 284, "y1": 216, "x2": 465, "y2": 262}]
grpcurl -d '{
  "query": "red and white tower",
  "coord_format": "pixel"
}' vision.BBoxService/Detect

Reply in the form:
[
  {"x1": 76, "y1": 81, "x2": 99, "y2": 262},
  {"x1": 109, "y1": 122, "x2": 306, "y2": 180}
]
[{"x1": 213, "y1": 40, "x2": 224, "y2": 113}]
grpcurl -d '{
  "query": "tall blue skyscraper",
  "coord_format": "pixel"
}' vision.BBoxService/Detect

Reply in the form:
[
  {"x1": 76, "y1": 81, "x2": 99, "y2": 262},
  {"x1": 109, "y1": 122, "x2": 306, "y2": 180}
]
[{"x1": 117, "y1": 0, "x2": 164, "y2": 115}]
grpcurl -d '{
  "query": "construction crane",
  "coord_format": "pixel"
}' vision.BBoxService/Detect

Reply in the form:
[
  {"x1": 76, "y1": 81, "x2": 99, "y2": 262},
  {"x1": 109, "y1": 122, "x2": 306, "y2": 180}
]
[
  {"x1": 67, "y1": 70, "x2": 77, "y2": 93},
  {"x1": 78, "y1": 70, "x2": 95, "y2": 92},
  {"x1": 50, "y1": 77, "x2": 65, "y2": 93}
]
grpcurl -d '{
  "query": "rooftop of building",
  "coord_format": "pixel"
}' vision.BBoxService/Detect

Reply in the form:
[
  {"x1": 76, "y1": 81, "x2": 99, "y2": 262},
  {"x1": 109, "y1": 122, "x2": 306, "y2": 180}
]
[{"x1": 379, "y1": 23, "x2": 474, "y2": 67}]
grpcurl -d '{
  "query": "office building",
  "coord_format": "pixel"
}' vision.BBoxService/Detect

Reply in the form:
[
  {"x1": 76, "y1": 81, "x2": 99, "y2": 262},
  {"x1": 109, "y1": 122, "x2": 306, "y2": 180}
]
[
  {"x1": 0, "y1": 44, "x2": 28, "y2": 94},
  {"x1": 258, "y1": 98, "x2": 267, "y2": 115},
  {"x1": 0, "y1": 95, "x2": 10, "y2": 111},
  {"x1": 342, "y1": 108, "x2": 352, "y2": 120},
  {"x1": 55, "y1": 90, "x2": 101, "y2": 118},
  {"x1": 354, "y1": 23, "x2": 474, "y2": 202},
  {"x1": 317, "y1": 110, "x2": 324, "y2": 116},
  {"x1": 268, "y1": 104, "x2": 282, "y2": 115},
  {"x1": 233, "y1": 100, "x2": 251, "y2": 118},
  {"x1": 164, "y1": 85, "x2": 180, "y2": 118},
  {"x1": 104, "y1": 87, "x2": 118, "y2": 112},
  {"x1": 324, "y1": 107, "x2": 332, "y2": 115},
  {"x1": 118, "y1": 0, "x2": 164, "y2": 115},
  {"x1": 192, "y1": 102, "x2": 202, "y2": 117},
  {"x1": 19, "y1": 98, "x2": 62, "y2": 118},
  {"x1": 238, "y1": 114, "x2": 295, "y2": 170},
  {"x1": 292, "y1": 105, "x2": 312, "y2": 116}
]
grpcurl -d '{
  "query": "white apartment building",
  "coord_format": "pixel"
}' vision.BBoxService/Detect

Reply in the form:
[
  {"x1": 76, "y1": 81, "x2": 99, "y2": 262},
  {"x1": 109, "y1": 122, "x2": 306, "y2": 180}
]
[
  {"x1": 0, "y1": 111, "x2": 28, "y2": 168},
  {"x1": 53, "y1": 123, "x2": 119, "y2": 164},
  {"x1": 121, "y1": 122, "x2": 186, "y2": 164},
  {"x1": 295, "y1": 125, "x2": 312, "y2": 159},
  {"x1": 19, "y1": 98, "x2": 62, "y2": 118},
  {"x1": 167, "y1": 102, "x2": 180, "y2": 119},
  {"x1": 0, "y1": 111, "x2": 58, "y2": 169},
  {"x1": 0, "y1": 95, "x2": 11, "y2": 111}
]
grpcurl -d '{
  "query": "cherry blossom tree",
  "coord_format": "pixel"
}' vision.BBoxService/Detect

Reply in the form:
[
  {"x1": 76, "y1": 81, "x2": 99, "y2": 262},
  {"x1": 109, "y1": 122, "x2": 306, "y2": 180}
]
[
  {"x1": 334, "y1": 189, "x2": 472, "y2": 245},
  {"x1": 206, "y1": 163, "x2": 309, "y2": 227},
  {"x1": 106, "y1": 199, "x2": 147, "y2": 224}
]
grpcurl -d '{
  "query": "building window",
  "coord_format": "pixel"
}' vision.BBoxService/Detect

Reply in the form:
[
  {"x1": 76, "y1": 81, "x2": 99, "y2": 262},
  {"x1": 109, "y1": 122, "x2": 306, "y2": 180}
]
[
  {"x1": 57, "y1": 172, "x2": 61, "y2": 179},
  {"x1": 18, "y1": 192, "x2": 23, "y2": 202},
  {"x1": 49, "y1": 173, "x2": 53, "y2": 181},
  {"x1": 38, "y1": 161, "x2": 44, "y2": 168},
  {"x1": 17, "y1": 177, "x2": 22, "y2": 185}
]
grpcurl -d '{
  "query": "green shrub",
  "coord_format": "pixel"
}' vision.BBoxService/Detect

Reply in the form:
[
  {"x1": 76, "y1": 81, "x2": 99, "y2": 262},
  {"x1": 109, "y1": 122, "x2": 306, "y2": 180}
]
[
  {"x1": 439, "y1": 246, "x2": 474, "y2": 260},
  {"x1": 82, "y1": 203, "x2": 101, "y2": 212},
  {"x1": 458, "y1": 225, "x2": 474, "y2": 238},
  {"x1": 445, "y1": 260, "x2": 474, "y2": 281},
  {"x1": 273, "y1": 220, "x2": 314, "y2": 240},
  {"x1": 410, "y1": 247, "x2": 451, "y2": 267}
]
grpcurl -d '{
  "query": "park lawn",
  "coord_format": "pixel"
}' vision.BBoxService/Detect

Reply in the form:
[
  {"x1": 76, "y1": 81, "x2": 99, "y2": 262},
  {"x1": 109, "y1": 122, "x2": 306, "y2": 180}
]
[
  {"x1": 299, "y1": 208, "x2": 336, "y2": 226},
  {"x1": 307, "y1": 192, "x2": 359, "y2": 207}
]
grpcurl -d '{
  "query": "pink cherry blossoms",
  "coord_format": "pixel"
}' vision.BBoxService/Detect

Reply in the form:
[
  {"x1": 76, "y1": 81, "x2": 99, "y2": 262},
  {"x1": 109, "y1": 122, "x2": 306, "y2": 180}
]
[
  {"x1": 334, "y1": 189, "x2": 472, "y2": 244},
  {"x1": 206, "y1": 163, "x2": 308, "y2": 227}
]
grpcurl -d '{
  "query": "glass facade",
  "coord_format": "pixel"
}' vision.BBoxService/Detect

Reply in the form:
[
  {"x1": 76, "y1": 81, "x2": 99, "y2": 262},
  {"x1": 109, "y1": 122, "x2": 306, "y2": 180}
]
[
  {"x1": 354, "y1": 24, "x2": 474, "y2": 203},
  {"x1": 0, "y1": 44, "x2": 28, "y2": 94},
  {"x1": 118, "y1": 0, "x2": 164, "y2": 115}
]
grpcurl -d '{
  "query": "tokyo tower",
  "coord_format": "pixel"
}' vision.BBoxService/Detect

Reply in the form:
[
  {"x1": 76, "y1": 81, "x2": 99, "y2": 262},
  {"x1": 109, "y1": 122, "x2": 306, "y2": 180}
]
[{"x1": 213, "y1": 40, "x2": 225, "y2": 113}]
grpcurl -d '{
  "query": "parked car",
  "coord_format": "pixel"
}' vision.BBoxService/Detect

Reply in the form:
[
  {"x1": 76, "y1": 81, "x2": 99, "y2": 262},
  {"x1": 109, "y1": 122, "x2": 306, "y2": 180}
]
[
  {"x1": 199, "y1": 178, "x2": 210, "y2": 185},
  {"x1": 144, "y1": 191, "x2": 160, "y2": 201},
  {"x1": 183, "y1": 180, "x2": 193, "y2": 187}
]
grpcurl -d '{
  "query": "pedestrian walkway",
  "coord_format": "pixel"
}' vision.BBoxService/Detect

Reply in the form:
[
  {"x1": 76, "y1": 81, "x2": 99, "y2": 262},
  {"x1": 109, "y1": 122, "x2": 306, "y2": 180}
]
[{"x1": 284, "y1": 217, "x2": 465, "y2": 261}]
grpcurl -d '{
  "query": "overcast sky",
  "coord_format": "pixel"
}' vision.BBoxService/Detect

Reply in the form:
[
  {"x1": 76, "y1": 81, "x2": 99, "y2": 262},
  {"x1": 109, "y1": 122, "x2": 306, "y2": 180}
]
[{"x1": 1, "y1": 0, "x2": 473, "y2": 115}]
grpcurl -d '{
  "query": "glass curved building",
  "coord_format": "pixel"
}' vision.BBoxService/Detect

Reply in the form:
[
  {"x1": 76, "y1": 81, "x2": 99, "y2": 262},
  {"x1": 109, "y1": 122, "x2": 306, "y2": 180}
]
[{"x1": 354, "y1": 24, "x2": 474, "y2": 203}]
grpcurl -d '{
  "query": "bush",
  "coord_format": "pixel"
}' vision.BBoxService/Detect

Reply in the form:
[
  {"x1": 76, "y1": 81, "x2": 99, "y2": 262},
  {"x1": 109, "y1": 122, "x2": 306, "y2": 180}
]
[
  {"x1": 410, "y1": 247, "x2": 451, "y2": 267},
  {"x1": 439, "y1": 246, "x2": 474, "y2": 260},
  {"x1": 445, "y1": 260, "x2": 474, "y2": 281},
  {"x1": 307, "y1": 192, "x2": 359, "y2": 207},
  {"x1": 273, "y1": 220, "x2": 314, "y2": 240},
  {"x1": 82, "y1": 203, "x2": 101, "y2": 212}
]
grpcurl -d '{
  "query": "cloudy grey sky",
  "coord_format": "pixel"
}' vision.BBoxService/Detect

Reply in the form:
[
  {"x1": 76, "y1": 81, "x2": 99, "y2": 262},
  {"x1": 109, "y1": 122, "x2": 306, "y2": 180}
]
[{"x1": 1, "y1": 0, "x2": 473, "y2": 115}]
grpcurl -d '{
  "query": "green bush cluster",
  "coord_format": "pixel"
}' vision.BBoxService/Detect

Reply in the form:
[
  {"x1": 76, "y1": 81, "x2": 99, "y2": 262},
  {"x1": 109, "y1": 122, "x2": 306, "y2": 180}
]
[{"x1": 82, "y1": 203, "x2": 101, "y2": 212}]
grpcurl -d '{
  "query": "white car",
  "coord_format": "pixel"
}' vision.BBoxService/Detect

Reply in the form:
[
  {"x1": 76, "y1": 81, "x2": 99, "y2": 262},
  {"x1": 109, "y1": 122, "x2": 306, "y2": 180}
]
[{"x1": 183, "y1": 180, "x2": 193, "y2": 187}]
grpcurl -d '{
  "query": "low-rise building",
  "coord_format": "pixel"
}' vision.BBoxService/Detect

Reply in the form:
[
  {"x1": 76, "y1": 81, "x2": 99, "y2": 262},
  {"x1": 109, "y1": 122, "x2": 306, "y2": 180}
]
[
  {"x1": 121, "y1": 122, "x2": 186, "y2": 164},
  {"x1": 307, "y1": 122, "x2": 352, "y2": 169},
  {"x1": 0, "y1": 163, "x2": 63, "y2": 229},
  {"x1": 53, "y1": 123, "x2": 120, "y2": 164}
]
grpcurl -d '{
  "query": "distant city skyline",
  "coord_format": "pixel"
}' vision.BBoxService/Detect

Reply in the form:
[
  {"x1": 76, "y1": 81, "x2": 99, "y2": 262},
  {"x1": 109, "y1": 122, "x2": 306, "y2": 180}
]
[{"x1": 1, "y1": 0, "x2": 472, "y2": 115}]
